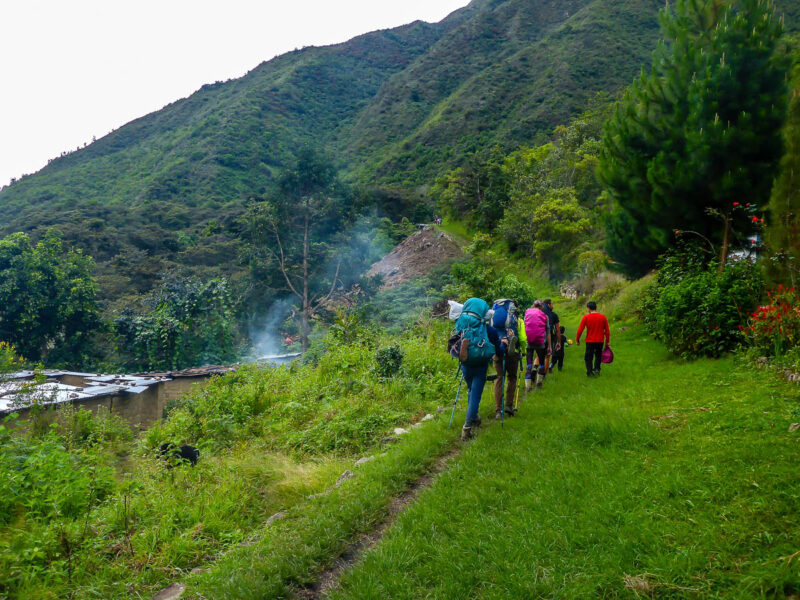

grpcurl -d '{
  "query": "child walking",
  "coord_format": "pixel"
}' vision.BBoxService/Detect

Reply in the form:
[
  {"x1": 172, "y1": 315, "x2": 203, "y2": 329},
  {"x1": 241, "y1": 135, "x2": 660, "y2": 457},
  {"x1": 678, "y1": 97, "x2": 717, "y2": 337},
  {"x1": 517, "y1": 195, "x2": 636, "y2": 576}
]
[{"x1": 551, "y1": 326, "x2": 567, "y2": 372}]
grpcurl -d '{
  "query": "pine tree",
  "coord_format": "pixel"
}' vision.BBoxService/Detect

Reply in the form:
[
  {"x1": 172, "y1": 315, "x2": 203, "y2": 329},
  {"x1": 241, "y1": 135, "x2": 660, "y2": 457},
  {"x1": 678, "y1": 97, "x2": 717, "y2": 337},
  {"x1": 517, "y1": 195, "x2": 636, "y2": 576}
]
[
  {"x1": 599, "y1": 0, "x2": 788, "y2": 277},
  {"x1": 766, "y1": 39, "x2": 800, "y2": 285}
]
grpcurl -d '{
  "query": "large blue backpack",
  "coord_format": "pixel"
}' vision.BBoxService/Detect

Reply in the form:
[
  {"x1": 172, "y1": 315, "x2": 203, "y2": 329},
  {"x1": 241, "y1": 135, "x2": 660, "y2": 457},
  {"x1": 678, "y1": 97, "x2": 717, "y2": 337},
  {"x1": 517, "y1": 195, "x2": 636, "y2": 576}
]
[
  {"x1": 452, "y1": 298, "x2": 495, "y2": 366},
  {"x1": 491, "y1": 299, "x2": 518, "y2": 335}
]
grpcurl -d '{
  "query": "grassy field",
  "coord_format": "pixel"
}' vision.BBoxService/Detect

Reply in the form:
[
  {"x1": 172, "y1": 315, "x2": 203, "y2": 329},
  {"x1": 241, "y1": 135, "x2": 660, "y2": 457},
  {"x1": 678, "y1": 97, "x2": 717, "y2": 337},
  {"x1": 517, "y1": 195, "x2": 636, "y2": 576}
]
[{"x1": 329, "y1": 324, "x2": 800, "y2": 599}]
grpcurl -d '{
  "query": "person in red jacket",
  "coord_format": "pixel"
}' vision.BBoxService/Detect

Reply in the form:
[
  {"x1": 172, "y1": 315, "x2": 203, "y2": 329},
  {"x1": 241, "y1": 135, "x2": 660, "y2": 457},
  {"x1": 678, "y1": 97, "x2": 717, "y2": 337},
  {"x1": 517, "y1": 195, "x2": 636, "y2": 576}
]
[{"x1": 575, "y1": 301, "x2": 610, "y2": 377}]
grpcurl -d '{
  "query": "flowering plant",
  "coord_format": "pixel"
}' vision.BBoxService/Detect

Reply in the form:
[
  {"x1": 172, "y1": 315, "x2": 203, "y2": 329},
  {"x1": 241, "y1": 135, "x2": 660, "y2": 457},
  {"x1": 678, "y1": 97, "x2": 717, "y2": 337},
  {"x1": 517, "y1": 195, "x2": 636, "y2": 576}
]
[{"x1": 746, "y1": 285, "x2": 800, "y2": 358}]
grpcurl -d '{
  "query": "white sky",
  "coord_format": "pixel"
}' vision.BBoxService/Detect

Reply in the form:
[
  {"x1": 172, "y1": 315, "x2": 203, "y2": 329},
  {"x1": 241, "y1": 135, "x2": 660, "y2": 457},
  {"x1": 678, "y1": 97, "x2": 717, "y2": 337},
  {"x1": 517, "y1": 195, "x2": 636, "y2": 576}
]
[{"x1": 0, "y1": 0, "x2": 470, "y2": 187}]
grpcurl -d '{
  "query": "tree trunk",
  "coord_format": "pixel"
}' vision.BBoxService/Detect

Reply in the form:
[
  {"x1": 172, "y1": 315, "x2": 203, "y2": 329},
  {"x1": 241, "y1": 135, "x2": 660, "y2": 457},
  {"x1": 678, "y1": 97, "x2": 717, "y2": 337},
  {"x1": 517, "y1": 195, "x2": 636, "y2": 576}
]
[
  {"x1": 719, "y1": 213, "x2": 730, "y2": 271},
  {"x1": 301, "y1": 197, "x2": 310, "y2": 351}
]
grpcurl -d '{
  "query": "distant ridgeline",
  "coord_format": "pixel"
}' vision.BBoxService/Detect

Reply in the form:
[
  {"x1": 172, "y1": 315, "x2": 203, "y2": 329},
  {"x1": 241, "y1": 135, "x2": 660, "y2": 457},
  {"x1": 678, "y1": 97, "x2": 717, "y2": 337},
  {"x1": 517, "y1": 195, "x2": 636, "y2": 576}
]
[{"x1": 0, "y1": 0, "x2": 798, "y2": 305}]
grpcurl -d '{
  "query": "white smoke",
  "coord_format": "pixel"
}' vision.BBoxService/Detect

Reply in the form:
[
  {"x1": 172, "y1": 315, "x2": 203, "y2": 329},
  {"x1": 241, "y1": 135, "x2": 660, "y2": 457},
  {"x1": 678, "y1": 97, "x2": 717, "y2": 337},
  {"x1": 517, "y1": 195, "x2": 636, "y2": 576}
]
[{"x1": 249, "y1": 296, "x2": 296, "y2": 359}]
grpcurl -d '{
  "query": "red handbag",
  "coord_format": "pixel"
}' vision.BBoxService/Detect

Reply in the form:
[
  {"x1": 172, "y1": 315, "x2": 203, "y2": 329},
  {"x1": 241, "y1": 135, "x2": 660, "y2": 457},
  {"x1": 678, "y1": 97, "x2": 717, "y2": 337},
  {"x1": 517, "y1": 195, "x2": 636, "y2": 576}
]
[{"x1": 601, "y1": 346, "x2": 614, "y2": 364}]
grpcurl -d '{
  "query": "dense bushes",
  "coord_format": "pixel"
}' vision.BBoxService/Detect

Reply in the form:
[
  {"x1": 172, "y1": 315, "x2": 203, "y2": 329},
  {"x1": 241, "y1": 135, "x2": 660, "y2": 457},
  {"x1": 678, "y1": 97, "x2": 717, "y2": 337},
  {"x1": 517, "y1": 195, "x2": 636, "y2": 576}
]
[{"x1": 641, "y1": 248, "x2": 763, "y2": 359}]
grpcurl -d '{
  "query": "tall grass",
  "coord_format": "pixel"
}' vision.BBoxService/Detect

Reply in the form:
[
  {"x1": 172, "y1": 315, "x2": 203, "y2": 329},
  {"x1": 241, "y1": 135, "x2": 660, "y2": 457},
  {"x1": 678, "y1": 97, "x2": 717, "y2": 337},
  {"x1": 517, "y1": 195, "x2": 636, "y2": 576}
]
[{"x1": 0, "y1": 321, "x2": 461, "y2": 599}]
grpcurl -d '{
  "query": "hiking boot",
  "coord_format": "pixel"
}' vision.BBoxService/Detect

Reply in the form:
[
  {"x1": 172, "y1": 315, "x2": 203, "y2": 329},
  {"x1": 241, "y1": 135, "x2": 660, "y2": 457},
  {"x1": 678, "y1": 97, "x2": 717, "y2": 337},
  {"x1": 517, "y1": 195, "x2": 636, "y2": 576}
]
[
  {"x1": 505, "y1": 408, "x2": 517, "y2": 417},
  {"x1": 535, "y1": 373, "x2": 544, "y2": 388},
  {"x1": 594, "y1": 369, "x2": 601, "y2": 376},
  {"x1": 460, "y1": 426, "x2": 474, "y2": 441},
  {"x1": 524, "y1": 378, "x2": 532, "y2": 391},
  {"x1": 495, "y1": 410, "x2": 503, "y2": 420},
  {"x1": 466, "y1": 415, "x2": 482, "y2": 427}
]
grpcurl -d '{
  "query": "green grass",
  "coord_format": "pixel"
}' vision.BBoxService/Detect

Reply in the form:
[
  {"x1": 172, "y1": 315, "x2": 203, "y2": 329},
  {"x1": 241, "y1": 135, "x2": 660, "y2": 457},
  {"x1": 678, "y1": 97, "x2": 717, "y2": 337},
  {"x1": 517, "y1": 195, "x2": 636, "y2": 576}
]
[{"x1": 330, "y1": 325, "x2": 800, "y2": 599}]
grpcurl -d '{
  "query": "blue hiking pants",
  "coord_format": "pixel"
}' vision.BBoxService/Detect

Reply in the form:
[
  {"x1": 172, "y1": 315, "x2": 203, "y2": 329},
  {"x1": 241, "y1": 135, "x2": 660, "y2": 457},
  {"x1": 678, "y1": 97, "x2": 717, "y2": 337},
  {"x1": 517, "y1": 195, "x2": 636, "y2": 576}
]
[{"x1": 460, "y1": 362, "x2": 488, "y2": 426}]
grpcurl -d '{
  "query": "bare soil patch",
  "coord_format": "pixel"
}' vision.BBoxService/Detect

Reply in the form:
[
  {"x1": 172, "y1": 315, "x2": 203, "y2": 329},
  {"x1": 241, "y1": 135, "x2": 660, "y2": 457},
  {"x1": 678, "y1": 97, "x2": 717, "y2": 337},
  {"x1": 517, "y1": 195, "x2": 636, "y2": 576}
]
[{"x1": 367, "y1": 226, "x2": 464, "y2": 290}]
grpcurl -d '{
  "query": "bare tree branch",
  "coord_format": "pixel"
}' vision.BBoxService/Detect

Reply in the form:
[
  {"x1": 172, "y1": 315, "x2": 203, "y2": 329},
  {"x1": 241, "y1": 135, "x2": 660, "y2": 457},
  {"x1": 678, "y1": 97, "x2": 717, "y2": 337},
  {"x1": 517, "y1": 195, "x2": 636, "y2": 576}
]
[{"x1": 267, "y1": 220, "x2": 302, "y2": 301}]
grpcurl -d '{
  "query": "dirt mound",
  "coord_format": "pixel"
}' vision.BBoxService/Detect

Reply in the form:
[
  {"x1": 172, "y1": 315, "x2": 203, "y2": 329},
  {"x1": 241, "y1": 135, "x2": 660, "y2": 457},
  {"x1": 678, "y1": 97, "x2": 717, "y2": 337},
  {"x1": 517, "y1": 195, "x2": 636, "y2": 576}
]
[{"x1": 367, "y1": 226, "x2": 464, "y2": 289}]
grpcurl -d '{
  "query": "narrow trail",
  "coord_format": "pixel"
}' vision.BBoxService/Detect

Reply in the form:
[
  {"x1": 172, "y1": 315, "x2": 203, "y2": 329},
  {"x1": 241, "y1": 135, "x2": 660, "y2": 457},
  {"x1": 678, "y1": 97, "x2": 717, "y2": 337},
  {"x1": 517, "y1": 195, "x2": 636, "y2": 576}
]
[{"x1": 294, "y1": 442, "x2": 464, "y2": 599}]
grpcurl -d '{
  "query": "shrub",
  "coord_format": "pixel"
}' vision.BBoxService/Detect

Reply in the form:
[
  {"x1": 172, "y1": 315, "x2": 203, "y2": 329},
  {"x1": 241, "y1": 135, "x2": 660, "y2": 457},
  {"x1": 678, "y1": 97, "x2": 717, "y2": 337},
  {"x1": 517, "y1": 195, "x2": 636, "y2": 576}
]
[
  {"x1": 374, "y1": 345, "x2": 404, "y2": 379},
  {"x1": 644, "y1": 259, "x2": 763, "y2": 359}
]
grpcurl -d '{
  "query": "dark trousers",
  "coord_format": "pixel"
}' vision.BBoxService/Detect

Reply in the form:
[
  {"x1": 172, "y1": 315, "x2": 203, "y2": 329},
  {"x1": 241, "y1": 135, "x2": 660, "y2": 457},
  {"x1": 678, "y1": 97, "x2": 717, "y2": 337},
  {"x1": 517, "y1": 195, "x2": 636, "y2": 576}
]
[
  {"x1": 552, "y1": 353, "x2": 564, "y2": 371},
  {"x1": 493, "y1": 352, "x2": 518, "y2": 412},
  {"x1": 584, "y1": 342, "x2": 603, "y2": 375}
]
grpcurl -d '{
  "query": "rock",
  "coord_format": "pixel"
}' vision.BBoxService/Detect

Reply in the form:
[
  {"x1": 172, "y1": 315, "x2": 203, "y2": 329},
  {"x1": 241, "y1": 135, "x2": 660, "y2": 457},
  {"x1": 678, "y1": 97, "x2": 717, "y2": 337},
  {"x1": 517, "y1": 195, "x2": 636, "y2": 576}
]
[
  {"x1": 354, "y1": 456, "x2": 375, "y2": 467},
  {"x1": 421, "y1": 413, "x2": 435, "y2": 422},
  {"x1": 789, "y1": 423, "x2": 800, "y2": 433},
  {"x1": 190, "y1": 568, "x2": 204, "y2": 575},
  {"x1": 266, "y1": 511, "x2": 286, "y2": 525},
  {"x1": 393, "y1": 427, "x2": 409, "y2": 435},
  {"x1": 239, "y1": 535, "x2": 262, "y2": 547},
  {"x1": 435, "y1": 406, "x2": 447, "y2": 415},
  {"x1": 152, "y1": 583, "x2": 186, "y2": 600},
  {"x1": 410, "y1": 422, "x2": 423, "y2": 429},
  {"x1": 380, "y1": 436, "x2": 399, "y2": 446},
  {"x1": 335, "y1": 470, "x2": 354, "y2": 486}
]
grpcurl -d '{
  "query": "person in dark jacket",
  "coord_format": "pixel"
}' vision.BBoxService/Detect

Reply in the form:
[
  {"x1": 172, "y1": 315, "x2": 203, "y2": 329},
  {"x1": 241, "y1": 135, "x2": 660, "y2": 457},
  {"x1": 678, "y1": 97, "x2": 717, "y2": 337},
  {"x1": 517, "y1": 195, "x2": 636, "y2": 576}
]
[{"x1": 551, "y1": 325, "x2": 567, "y2": 371}]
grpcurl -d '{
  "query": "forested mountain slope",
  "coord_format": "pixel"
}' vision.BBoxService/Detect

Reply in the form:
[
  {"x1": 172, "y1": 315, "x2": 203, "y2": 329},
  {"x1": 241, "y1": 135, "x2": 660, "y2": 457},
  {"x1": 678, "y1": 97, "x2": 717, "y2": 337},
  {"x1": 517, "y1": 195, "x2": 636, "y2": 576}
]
[{"x1": 0, "y1": 0, "x2": 797, "y2": 304}]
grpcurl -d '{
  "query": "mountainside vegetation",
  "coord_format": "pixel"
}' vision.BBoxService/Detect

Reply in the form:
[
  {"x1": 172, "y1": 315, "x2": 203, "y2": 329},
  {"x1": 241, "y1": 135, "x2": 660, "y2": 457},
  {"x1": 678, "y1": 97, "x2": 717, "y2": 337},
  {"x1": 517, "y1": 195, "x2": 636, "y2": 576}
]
[{"x1": 1, "y1": 0, "x2": 797, "y2": 322}]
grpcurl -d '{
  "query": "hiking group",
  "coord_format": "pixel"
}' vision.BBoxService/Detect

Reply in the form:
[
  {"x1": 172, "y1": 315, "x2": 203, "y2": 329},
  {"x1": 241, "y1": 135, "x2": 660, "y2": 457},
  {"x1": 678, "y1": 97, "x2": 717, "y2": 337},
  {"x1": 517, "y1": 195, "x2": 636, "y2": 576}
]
[{"x1": 449, "y1": 298, "x2": 611, "y2": 440}]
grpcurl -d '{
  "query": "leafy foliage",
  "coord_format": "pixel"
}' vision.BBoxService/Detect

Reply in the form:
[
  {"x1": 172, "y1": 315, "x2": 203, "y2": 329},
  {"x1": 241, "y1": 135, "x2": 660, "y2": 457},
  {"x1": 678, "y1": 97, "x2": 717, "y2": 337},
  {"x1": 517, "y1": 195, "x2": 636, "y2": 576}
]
[
  {"x1": 445, "y1": 259, "x2": 537, "y2": 308},
  {"x1": 642, "y1": 245, "x2": 764, "y2": 358},
  {"x1": 500, "y1": 187, "x2": 591, "y2": 278},
  {"x1": 374, "y1": 345, "x2": 404, "y2": 379},
  {"x1": 600, "y1": 0, "x2": 789, "y2": 276},
  {"x1": 114, "y1": 275, "x2": 238, "y2": 371},
  {"x1": 433, "y1": 148, "x2": 510, "y2": 231},
  {"x1": 0, "y1": 231, "x2": 100, "y2": 365}
]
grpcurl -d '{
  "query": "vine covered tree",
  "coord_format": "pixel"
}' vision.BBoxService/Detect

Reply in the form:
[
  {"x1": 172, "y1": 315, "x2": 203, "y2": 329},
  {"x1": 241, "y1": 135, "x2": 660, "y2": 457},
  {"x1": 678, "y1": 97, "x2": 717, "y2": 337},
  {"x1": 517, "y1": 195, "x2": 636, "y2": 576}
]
[
  {"x1": 599, "y1": 0, "x2": 788, "y2": 276},
  {"x1": 114, "y1": 275, "x2": 238, "y2": 371}
]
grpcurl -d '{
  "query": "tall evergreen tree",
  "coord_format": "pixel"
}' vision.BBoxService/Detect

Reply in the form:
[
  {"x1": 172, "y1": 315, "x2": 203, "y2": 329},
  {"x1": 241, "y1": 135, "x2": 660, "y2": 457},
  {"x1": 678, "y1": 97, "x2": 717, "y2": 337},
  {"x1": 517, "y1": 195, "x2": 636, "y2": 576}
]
[
  {"x1": 766, "y1": 39, "x2": 800, "y2": 285},
  {"x1": 599, "y1": 0, "x2": 788, "y2": 277}
]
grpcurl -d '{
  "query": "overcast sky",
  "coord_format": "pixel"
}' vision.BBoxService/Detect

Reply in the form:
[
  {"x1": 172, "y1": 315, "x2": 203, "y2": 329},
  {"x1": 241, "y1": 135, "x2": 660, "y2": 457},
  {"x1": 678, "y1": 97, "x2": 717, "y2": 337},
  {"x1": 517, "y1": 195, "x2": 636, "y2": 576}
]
[{"x1": 0, "y1": 0, "x2": 470, "y2": 187}]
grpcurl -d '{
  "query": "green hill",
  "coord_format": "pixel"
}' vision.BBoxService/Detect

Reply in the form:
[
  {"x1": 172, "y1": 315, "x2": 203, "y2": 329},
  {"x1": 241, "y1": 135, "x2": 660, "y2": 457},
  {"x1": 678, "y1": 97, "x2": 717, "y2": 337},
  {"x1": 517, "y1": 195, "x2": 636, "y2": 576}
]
[{"x1": 0, "y1": 0, "x2": 797, "y2": 306}]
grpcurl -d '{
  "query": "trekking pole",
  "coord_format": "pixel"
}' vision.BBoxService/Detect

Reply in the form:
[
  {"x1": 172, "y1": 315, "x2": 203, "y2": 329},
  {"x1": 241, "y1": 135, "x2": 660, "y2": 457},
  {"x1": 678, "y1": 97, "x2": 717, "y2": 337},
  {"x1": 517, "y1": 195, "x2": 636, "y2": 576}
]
[
  {"x1": 448, "y1": 371, "x2": 465, "y2": 429},
  {"x1": 514, "y1": 351, "x2": 522, "y2": 411},
  {"x1": 500, "y1": 356, "x2": 505, "y2": 428}
]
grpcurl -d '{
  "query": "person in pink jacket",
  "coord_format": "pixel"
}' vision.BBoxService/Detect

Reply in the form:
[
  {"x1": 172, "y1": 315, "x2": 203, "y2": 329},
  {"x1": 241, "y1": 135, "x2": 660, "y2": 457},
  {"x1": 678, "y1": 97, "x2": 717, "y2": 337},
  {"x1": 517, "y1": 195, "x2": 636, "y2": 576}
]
[{"x1": 524, "y1": 300, "x2": 551, "y2": 388}]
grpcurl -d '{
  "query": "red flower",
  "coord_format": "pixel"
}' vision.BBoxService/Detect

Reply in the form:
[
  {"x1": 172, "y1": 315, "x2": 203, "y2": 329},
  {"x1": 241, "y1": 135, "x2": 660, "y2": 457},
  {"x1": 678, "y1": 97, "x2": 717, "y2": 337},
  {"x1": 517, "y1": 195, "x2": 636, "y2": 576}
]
[
  {"x1": 733, "y1": 202, "x2": 740, "y2": 207},
  {"x1": 752, "y1": 216, "x2": 759, "y2": 223}
]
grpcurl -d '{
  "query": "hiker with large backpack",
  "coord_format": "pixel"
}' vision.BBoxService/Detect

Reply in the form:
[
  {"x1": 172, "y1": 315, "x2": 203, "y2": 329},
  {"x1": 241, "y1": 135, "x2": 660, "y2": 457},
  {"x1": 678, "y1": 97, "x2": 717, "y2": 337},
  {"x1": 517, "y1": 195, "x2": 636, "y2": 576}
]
[
  {"x1": 491, "y1": 299, "x2": 520, "y2": 419},
  {"x1": 524, "y1": 300, "x2": 552, "y2": 388},
  {"x1": 449, "y1": 298, "x2": 508, "y2": 440}
]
